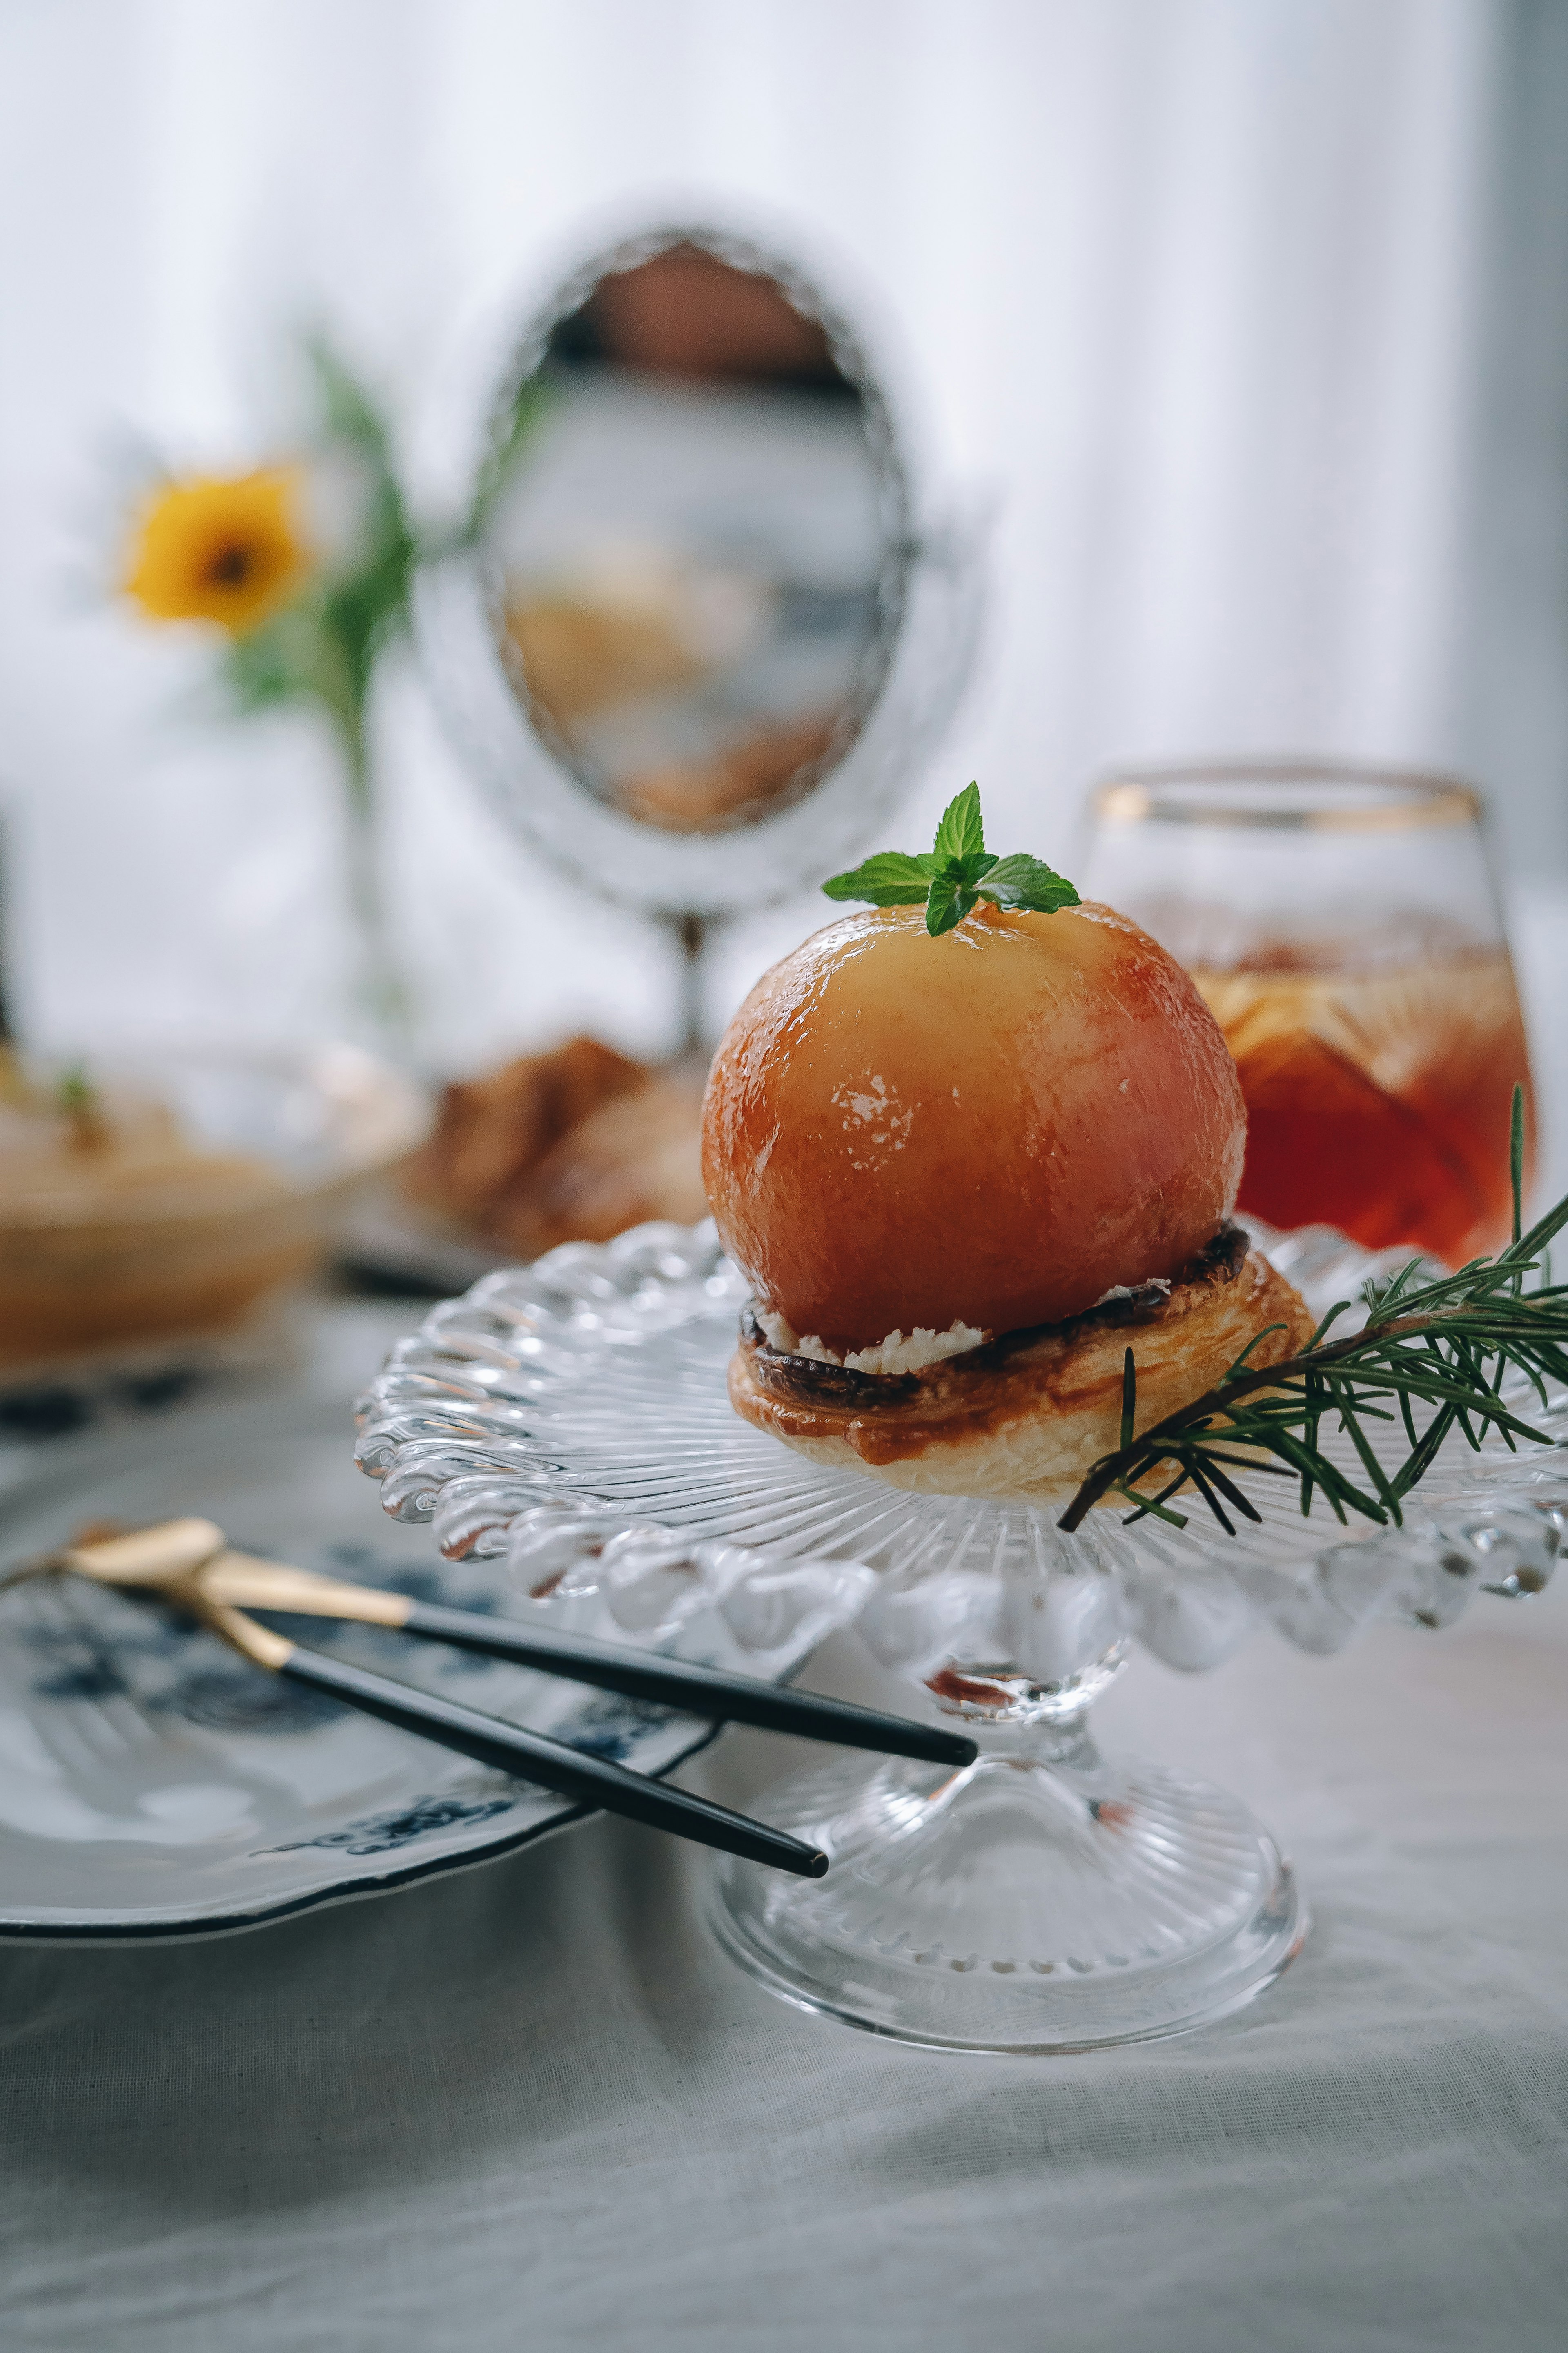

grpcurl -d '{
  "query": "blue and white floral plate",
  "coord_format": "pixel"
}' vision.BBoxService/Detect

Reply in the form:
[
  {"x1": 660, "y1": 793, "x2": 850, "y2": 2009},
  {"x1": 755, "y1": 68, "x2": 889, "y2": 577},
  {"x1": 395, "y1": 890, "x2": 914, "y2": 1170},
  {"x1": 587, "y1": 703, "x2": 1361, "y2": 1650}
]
[{"x1": 0, "y1": 1309, "x2": 814, "y2": 1943}]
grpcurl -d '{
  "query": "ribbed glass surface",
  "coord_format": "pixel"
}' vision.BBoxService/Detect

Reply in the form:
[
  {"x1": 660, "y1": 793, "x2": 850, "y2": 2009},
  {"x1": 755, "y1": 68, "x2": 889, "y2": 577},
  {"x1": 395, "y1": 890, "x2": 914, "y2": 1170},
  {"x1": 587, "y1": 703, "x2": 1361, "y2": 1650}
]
[{"x1": 355, "y1": 1218, "x2": 1565, "y2": 1684}]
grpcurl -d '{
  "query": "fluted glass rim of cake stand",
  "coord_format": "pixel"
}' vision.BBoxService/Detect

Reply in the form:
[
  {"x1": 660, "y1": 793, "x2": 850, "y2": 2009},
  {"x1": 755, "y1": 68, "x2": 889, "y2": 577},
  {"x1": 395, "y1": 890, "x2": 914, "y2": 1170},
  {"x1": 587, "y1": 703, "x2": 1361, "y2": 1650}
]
[{"x1": 353, "y1": 1216, "x2": 1566, "y2": 1656}]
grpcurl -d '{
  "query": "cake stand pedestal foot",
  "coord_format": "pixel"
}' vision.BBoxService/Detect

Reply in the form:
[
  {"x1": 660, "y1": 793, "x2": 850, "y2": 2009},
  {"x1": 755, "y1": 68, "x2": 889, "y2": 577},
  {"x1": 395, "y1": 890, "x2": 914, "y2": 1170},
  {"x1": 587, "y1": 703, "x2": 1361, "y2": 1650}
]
[{"x1": 707, "y1": 1711, "x2": 1306, "y2": 2054}]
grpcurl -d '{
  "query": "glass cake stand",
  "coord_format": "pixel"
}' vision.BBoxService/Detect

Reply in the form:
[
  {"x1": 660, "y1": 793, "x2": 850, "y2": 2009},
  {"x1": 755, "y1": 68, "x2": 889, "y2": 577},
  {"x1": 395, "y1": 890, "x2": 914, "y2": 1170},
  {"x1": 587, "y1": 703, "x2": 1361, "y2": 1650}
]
[{"x1": 354, "y1": 1220, "x2": 1564, "y2": 2054}]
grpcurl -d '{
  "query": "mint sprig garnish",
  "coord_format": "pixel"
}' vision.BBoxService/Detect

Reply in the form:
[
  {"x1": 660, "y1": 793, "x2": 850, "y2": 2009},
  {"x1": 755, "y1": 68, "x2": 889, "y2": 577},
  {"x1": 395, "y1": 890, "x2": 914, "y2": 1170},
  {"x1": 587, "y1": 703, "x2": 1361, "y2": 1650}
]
[{"x1": 823, "y1": 783, "x2": 1081, "y2": 937}]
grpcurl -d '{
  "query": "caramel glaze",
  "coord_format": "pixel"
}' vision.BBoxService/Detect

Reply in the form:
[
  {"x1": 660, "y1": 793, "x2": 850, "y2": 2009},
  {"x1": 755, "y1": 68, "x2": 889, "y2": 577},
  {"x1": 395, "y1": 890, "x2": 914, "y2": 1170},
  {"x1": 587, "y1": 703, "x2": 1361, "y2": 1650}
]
[
  {"x1": 729, "y1": 1222, "x2": 1312, "y2": 1473},
  {"x1": 703, "y1": 900, "x2": 1248, "y2": 1349}
]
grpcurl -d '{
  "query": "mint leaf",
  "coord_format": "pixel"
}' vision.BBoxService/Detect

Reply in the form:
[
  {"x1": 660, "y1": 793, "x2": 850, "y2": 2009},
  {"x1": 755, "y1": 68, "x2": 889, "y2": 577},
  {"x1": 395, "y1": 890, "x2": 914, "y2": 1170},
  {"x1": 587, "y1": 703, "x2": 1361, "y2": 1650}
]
[
  {"x1": 820, "y1": 782, "x2": 1079, "y2": 936},
  {"x1": 946, "y1": 849, "x2": 997, "y2": 890},
  {"x1": 931, "y1": 781, "x2": 984, "y2": 865},
  {"x1": 822, "y1": 851, "x2": 935, "y2": 906},
  {"x1": 925, "y1": 872, "x2": 976, "y2": 935},
  {"x1": 975, "y1": 853, "x2": 1081, "y2": 914}
]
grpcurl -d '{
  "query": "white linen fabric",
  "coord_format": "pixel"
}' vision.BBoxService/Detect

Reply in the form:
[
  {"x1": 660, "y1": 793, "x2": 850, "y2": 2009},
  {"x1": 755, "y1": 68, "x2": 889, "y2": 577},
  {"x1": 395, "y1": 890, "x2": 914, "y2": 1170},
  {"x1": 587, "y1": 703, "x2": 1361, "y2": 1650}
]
[
  {"x1": 0, "y1": 1281, "x2": 1565, "y2": 2350},
  {"x1": 2, "y1": 1599, "x2": 1565, "y2": 2352}
]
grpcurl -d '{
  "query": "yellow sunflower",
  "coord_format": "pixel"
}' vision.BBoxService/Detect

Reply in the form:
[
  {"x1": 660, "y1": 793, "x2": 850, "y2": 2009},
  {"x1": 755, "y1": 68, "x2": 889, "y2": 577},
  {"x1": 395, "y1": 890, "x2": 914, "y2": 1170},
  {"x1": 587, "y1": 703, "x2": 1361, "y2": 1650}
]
[{"x1": 122, "y1": 468, "x2": 312, "y2": 634}]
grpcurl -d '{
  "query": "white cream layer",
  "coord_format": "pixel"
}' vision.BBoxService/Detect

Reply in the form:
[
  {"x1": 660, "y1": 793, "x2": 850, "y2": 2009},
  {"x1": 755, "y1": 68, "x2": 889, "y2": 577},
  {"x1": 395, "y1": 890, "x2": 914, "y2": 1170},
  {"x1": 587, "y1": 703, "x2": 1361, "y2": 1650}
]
[
  {"x1": 1091, "y1": 1278, "x2": 1172, "y2": 1307},
  {"x1": 760, "y1": 1270, "x2": 1177, "y2": 1377},
  {"x1": 757, "y1": 1308, "x2": 990, "y2": 1376}
]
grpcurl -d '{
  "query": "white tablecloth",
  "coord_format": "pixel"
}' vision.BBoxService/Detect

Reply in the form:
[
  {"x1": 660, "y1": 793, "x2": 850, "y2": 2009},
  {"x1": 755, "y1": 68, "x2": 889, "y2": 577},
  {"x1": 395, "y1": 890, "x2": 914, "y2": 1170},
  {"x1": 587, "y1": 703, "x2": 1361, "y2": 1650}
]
[
  {"x1": 7, "y1": 886, "x2": 1568, "y2": 2351},
  {"x1": 2, "y1": 1316, "x2": 1565, "y2": 2351}
]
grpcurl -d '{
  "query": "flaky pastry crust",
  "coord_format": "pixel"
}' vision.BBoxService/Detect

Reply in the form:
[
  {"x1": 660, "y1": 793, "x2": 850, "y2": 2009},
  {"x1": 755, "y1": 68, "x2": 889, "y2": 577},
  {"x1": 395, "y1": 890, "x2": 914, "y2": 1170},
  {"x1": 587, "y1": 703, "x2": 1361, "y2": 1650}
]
[{"x1": 727, "y1": 1225, "x2": 1314, "y2": 1505}]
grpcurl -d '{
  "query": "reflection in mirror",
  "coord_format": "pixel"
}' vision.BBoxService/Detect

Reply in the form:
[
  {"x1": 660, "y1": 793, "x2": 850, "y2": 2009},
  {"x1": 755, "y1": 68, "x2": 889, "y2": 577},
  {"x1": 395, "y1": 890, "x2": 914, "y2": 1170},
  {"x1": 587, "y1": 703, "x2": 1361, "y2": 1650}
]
[{"x1": 483, "y1": 235, "x2": 904, "y2": 837}]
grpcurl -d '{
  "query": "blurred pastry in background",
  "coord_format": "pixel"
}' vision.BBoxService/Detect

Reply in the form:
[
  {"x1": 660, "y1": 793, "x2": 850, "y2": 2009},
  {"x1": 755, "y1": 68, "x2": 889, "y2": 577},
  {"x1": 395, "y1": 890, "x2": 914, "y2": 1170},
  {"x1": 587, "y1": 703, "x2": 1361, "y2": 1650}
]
[
  {"x1": 402, "y1": 1036, "x2": 645, "y2": 1240},
  {"x1": 403, "y1": 1035, "x2": 707, "y2": 1258}
]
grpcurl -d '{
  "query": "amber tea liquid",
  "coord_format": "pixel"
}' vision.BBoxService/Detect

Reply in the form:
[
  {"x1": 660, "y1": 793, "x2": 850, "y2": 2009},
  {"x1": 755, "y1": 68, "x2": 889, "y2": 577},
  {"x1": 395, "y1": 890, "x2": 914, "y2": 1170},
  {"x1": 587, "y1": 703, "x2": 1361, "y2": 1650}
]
[{"x1": 1193, "y1": 945, "x2": 1534, "y2": 1266}]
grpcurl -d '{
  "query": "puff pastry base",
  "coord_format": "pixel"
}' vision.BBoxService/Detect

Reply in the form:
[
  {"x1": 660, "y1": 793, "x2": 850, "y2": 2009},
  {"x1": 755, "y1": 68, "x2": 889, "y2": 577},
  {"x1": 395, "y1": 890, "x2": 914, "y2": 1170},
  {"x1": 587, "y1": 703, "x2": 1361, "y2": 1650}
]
[{"x1": 727, "y1": 1225, "x2": 1314, "y2": 1505}]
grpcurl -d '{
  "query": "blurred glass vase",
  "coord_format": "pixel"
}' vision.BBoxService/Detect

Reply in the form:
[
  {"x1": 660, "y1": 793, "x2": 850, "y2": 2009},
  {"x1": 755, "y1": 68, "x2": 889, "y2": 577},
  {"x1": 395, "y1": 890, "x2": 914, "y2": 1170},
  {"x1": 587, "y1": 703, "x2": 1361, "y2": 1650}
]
[
  {"x1": 115, "y1": 340, "x2": 421, "y2": 1058},
  {"x1": 1082, "y1": 763, "x2": 1535, "y2": 1266}
]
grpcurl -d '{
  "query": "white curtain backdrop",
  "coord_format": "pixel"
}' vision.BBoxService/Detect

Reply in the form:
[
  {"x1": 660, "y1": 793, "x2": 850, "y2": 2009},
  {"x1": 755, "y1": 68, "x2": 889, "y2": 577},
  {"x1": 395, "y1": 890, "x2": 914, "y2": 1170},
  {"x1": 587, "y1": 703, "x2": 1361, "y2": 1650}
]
[{"x1": 0, "y1": 0, "x2": 1563, "y2": 1068}]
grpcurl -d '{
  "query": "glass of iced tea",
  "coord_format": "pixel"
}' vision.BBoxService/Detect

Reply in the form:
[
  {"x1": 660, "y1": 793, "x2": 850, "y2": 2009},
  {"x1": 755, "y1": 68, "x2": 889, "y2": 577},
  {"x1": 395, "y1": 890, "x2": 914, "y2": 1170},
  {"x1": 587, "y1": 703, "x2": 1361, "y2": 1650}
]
[{"x1": 1081, "y1": 762, "x2": 1535, "y2": 1266}]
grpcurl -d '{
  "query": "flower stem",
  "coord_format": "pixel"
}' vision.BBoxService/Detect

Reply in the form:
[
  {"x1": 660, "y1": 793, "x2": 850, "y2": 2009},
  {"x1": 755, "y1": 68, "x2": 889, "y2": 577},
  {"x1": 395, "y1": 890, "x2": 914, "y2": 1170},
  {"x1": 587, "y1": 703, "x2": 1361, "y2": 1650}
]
[{"x1": 335, "y1": 708, "x2": 412, "y2": 1059}]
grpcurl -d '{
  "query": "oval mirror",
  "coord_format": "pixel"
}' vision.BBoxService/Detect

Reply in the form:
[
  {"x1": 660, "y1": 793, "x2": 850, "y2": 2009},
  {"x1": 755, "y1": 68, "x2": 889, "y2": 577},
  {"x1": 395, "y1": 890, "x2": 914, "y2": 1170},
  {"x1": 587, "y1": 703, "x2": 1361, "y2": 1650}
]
[{"x1": 415, "y1": 224, "x2": 982, "y2": 1038}]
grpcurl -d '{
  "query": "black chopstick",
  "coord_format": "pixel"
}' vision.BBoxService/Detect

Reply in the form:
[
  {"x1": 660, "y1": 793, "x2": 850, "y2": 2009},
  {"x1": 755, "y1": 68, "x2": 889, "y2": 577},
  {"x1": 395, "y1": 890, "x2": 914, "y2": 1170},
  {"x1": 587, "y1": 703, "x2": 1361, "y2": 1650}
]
[
  {"x1": 280, "y1": 1645, "x2": 829, "y2": 1876},
  {"x1": 355, "y1": 1597, "x2": 979, "y2": 1769}
]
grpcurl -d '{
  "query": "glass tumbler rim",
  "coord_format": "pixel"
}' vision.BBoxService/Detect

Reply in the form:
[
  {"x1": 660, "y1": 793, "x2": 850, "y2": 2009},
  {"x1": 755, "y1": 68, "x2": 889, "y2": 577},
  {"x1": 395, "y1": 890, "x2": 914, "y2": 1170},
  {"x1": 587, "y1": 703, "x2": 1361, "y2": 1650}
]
[{"x1": 1092, "y1": 758, "x2": 1481, "y2": 834}]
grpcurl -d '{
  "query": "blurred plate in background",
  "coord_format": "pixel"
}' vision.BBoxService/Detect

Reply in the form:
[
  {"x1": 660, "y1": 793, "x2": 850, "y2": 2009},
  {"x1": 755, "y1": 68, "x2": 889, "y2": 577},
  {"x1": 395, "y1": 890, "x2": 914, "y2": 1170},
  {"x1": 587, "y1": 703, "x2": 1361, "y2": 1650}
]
[{"x1": 0, "y1": 1044, "x2": 429, "y2": 1390}]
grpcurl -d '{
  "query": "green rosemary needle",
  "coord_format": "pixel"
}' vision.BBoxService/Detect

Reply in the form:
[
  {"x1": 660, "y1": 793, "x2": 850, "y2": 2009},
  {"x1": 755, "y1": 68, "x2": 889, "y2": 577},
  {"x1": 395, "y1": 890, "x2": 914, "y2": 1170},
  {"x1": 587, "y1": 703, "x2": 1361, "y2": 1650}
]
[{"x1": 1058, "y1": 1087, "x2": 1568, "y2": 1538}]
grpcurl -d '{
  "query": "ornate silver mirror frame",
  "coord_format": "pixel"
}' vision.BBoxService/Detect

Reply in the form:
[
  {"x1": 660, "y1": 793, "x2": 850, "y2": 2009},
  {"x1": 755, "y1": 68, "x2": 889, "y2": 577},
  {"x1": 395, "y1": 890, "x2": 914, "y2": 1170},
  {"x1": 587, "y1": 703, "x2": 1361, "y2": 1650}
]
[{"x1": 415, "y1": 222, "x2": 984, "y2": 1046}]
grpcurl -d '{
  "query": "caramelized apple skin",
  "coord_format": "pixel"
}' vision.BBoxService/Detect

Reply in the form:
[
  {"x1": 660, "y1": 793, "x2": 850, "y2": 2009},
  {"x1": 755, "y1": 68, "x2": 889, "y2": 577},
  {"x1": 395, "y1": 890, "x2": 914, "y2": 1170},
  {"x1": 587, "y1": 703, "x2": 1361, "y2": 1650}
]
[{"x1": 702, "y1": 901, "x2": 1246, "y2": 1351}]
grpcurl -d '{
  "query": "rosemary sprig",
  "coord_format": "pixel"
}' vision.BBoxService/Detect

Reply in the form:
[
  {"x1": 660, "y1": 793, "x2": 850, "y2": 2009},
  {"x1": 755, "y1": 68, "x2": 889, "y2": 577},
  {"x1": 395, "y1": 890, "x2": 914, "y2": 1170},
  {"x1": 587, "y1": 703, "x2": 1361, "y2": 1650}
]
[{"x1": 1058, "y1": 1088, "x2": 1568, "y2": 1537}]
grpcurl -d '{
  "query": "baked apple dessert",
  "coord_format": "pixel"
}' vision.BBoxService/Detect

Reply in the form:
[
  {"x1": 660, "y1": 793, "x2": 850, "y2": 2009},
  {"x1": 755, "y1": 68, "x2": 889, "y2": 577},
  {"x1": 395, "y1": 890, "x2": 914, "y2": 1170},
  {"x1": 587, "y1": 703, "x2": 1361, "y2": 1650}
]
[{"x1": 701, "y1": 786, "x2": 1313, "y2": 1502}]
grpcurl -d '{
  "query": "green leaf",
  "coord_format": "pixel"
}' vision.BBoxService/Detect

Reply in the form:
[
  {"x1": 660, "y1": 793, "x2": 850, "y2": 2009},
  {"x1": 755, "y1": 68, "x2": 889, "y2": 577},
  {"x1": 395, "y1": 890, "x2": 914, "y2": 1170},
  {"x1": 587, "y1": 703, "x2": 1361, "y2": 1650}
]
[
  {"x1": 822, "y1": 852, "x2": 935, "y2": 906},
  {"x1": 974, "y1": 853, "x2": 1082, "y2": 914},
  {"x1": 924, "y1": 872, "x2": 976, "y2": 935},
  {"x1": 56, "y1": 1062, "x2": 97, "y2": 1119},
  {"x1": 819, "y1": 779, "x2": 1080, "y2": 932},
  {"x1": 932, "y1": 782, "x2": 985, "y2": 865}
]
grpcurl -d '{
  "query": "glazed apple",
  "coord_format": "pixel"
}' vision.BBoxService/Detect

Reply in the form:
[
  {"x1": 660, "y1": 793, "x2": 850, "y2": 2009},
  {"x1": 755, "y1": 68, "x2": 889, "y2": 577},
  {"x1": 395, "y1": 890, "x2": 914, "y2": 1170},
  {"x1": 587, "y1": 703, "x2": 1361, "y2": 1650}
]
[{"x1": 702, "y1": 897, "x2": 1246, "y2": 1354}]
